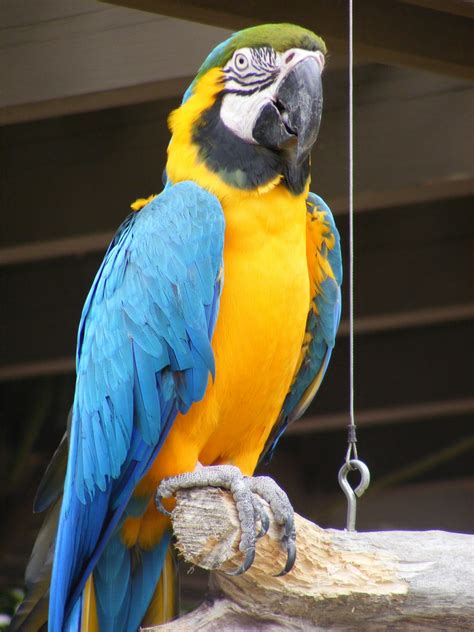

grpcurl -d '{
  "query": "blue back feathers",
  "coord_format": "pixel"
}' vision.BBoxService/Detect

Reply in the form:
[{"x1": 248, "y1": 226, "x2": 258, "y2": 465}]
[{"x1": 49, "y1": 181, "x2": 224, "y2": 631}]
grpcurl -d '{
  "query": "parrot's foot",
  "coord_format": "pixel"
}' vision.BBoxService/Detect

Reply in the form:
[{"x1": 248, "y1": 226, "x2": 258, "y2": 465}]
[{"x1": 155, "y1": 464, "x2": 296, "y2": 576}]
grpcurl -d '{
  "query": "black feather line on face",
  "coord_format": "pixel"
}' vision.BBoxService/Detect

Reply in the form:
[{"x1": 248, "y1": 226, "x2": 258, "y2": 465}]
[
  {"x1": 192, "y1": 96, "x2": 310, "y2": 195},
  {"x1": 224, "y1": 73, "x2": 278, "y2": 90},
  {"x1": 222, "y1": 79, "x2": 276, "y2": 97},
  {"x1": 224, "y1": 69, "x2": 268, "y2": 80}
]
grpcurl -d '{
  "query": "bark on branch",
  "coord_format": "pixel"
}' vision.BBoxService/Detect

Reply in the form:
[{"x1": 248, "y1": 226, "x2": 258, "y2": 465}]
[{"x1": 144, "y1": 487, "x2": 474, "y2": 631}]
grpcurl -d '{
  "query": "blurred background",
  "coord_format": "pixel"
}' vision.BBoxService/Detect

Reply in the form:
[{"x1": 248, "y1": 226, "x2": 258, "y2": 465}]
[{"x1": 1, "y1": 0, "x2": 473, "y2": 618}]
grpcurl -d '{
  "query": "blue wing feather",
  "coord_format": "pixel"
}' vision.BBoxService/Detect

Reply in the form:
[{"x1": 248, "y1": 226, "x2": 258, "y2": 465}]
[
  {"x1": 49, "y1": 181, "x2": 224, "y2": 631},
  {"x1": 261, "y1": 192, "x2": 342, "y2": 463}
]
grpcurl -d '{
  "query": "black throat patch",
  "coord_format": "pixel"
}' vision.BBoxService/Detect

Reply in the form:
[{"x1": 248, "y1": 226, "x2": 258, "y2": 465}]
[{"x1": 192, "y1": 96, "x2": 310, "y2": 195}]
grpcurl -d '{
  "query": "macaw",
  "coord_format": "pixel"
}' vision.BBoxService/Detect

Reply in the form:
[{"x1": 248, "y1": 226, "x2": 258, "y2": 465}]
[{"x1": 12, "y1": 23, "x2": 342, "y2": 632}]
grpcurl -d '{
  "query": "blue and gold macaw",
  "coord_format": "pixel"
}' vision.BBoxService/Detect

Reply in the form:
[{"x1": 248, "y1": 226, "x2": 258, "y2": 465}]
[{"x1": 12, "y1": 23, "x2": 341, "y2": 632}]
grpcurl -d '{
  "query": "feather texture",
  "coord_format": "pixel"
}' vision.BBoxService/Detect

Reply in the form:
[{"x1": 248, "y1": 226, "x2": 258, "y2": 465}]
[
  {"x1": 46, "y1": 181, "x2": 224, "y2": 632},
  {"x1": 261, "y1": 192, "x2": 342, "y2": 461}
]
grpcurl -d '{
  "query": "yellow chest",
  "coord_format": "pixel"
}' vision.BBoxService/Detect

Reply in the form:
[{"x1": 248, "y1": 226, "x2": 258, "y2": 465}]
[{"x1": 185, "y1": 187, "x2": 310, "y2": 472}]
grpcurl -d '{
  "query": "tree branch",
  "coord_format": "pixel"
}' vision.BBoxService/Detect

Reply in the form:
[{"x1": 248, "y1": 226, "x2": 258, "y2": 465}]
[{"x1": 144, "y1": 487, "x2": 474, "y2": 631}]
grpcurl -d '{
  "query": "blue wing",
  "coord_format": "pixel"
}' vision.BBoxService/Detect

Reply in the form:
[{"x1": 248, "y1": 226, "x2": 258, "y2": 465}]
[
  {"x1": 49, "y1": 181, "x2": 224, "y2": 631},
  {"x1": 261, "y1": 192, "x2": 342, "y2": 462}
]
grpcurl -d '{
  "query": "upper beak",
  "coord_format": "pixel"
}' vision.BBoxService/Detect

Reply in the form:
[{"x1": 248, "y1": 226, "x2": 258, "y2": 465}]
[{"x1": 252, "y1": 53, "x2": 324, "y2": 163}]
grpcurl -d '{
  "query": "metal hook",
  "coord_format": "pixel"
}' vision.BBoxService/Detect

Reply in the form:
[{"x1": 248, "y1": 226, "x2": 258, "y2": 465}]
[{"x1": 338, "y1": 459, "x2": 370, "y2": 532}]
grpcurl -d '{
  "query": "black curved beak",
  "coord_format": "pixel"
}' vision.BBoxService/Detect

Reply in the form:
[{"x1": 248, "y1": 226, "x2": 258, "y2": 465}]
[{"x1": 253, "y1": 56, "x2": 323, "y2": 164}]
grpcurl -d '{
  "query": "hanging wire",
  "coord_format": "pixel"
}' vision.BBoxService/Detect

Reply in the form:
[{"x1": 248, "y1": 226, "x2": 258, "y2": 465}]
[
  {"x1": 338, "y1": 0, "x2": 371, "y2": 532},
  {"x1": 347, "y1": 0, "x2": 357, "y2": 464}
]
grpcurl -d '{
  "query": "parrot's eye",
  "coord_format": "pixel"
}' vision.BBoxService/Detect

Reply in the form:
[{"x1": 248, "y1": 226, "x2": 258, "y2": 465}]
[{"x1": 234, "y1": 53, "x2": 249, "y2": 71}]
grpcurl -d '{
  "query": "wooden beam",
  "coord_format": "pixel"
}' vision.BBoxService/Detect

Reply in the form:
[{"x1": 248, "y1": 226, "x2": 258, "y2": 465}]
[
  {"x1": 105, "y1": 0, "x2": 474, "y2": 79},
  {"x1": 0, "y1": 78, "x2": 189, "y2": 127},
  {"x1": 293, "y1": 397, "x2": 474, "y2": 434},
  {"x1": 0, "y1": 357, "x2": 75, "y2": 382},
  {"x1": 0, "y1": 0, "x2": 231, "y2": 125},
  {"x1": 399, "y1": 0, "x2": 474, "y2": 18},
  {"x1": 331, "y1": 177, "x2": 474, "y2": 215},
  {"x1": 338, "y1": 303, "x2": 474, "y2": 336},
  {"x1": 0, "y1": 232, "x2": 113, "y2": 267}
]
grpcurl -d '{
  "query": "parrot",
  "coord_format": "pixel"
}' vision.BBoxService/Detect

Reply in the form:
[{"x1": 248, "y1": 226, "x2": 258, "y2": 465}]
[{"x1": 11, "y1": 22, "x2": 342, "y2": 632}]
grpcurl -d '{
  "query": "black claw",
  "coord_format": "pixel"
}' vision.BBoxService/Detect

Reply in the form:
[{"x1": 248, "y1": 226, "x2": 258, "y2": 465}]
[
  {"x1": 155, "y1": 493, "x2": 172, "y2": 517},
  {"x1": 225, "y1": 547, "x2": 256, "y2": 576},
  {"x1": 257, "y1": 510, "x2": 270, "y2": 538},
  {"x1": 275, "y1": 538, "x2": 297, "y2": 577}
]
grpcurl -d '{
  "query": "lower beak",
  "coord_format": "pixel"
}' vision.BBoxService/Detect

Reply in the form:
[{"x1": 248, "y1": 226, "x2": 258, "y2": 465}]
[{"x1": 252, "y1": 56, "x2": 323, "y2": 163}]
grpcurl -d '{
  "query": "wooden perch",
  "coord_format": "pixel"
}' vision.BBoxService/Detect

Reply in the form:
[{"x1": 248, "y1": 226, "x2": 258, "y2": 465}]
[{"x1": 145, "y1": 487, "x2": 474, "y2": 631}]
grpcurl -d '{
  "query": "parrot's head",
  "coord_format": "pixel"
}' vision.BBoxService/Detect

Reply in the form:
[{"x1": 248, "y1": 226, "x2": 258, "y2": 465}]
[{"x1": 166, "y1": 23, "x2": 326, "y2": 198}]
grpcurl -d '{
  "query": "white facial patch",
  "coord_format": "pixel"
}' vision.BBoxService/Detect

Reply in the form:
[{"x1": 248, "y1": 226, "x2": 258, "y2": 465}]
[{"x1": 220, "y1": 47, "x2": 325, "y2": 144}]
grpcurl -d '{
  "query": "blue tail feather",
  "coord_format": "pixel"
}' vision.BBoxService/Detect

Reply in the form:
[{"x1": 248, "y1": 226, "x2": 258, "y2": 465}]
[{"x1": 94, "y1": 531, "x2": 172, "y2": 632}]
